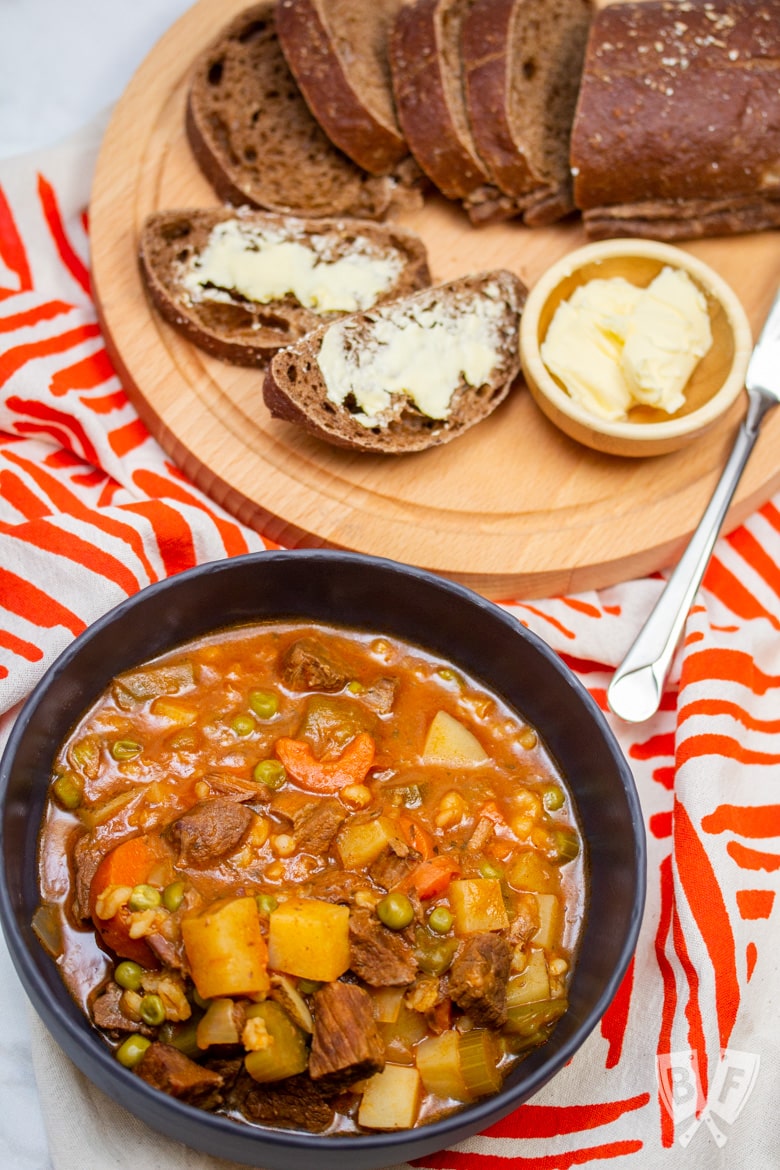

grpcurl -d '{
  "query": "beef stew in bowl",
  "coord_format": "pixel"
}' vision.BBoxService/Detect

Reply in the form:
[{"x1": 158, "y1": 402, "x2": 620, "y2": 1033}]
[
  {"x1": 38, "y1": 620, "x2": 584, "y2": 1134},
  {"x1": 0, "y1": 551, "x2": 644, "y2": 1170}
]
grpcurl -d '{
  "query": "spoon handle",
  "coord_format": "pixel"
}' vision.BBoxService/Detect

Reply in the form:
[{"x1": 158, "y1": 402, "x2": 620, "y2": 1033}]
[{"x1": 607, "y1": 389, "x2": 774, "y2": 723}]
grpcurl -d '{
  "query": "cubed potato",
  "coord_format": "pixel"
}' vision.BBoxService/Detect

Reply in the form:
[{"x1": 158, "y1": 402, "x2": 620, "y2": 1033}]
[
  {"x1": 358, "y1": 1064, "x2": 422, "y2": 1130},
  {"x1": 336, "y1": 815, "x2": 399, "y2": 869},
  {"x1": 422, "y1": 711, "x2": 488, "y2": 764},
  {"x1": 267, "y1": 897, "x2": 350, "y2": 982},
  {"x1": 181, "y1": 896, "x2": 270, "y2": 1000},
  {"x1": 449, "y1": 878, "x2": 509, "y2": 935},
  {"x1": 533, "y1": 893, "x2": 562, "y2": 951},
  {"x1": 507, "y1": 949, "x2": 550, "y2": 1006},
  {"x1": 505, "y1": 849, "x2": 561, "y2": 895},
  {"x1": 416, "y1": 1030, "x2": 471, "y2": 1102}
]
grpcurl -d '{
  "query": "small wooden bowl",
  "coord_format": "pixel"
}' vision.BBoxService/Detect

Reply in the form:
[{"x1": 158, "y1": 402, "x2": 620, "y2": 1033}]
[{"x1": 519, "y1": 239, "x2": 753, "y2": 457}]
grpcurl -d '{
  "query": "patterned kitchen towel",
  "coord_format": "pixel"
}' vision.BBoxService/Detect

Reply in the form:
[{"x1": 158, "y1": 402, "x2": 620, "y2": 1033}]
[{"x1": 1, "y1": 123, "x2": 779, "y2": 1170}]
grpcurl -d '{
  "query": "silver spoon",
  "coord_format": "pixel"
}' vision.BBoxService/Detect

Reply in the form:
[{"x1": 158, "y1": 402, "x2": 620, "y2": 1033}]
[{"x1": 607, "y1": 287, "x2": 780, "y2": 723}]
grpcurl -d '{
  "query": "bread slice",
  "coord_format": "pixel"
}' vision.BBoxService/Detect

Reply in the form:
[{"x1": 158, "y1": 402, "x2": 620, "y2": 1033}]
[
  {"x1": 263, "y1": 271, "x2": 526, "y2": 454},
  {"x1": 185, "y1": 2, "x2": 409, "y2": 219},
  {"x1": 390, "y1": 0, "x2": 520, "y2": 225},
  {"x1": 138, "y1": 207, "x2": 431, "y2": 366},
  {"x1": 276, "y1": 0, "x2": 408, "y2": 176},
  {"x1": 461, "y1": 0, "x2": 593, "y2": 226},
  {"x1": 570, "y1": 0, "x2": 780, "y2": 241}
]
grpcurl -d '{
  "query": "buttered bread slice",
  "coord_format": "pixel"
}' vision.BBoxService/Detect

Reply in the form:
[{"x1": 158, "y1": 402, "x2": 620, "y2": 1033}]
[
  {"x1": 263, "y1": 271, "x2": 526, "y2": 453},
  {"x1": 139, "y1": 208, "x2": 431, "y2": 366}
]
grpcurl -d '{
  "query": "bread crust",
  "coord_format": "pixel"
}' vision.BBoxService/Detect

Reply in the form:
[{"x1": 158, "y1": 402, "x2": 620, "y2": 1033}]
[
  {"x1": 138, "y1": 207, "x2": 431, "y2": 366},
  {"x1": 571, "y1": 0, "x2": 780, "y2": 238},
  {"x1": 263, "y1": 271, "x2": 527, "y2": 454},
  {"x1": 461, "y1": 0, "x2": 591, "y2": 225},
  {"x1": 276, "y1": 0, "x2": 408, "y2": 175},
  {"x1": 390, "y1": 0, "x2": 519, "y2": 223},
  {"x1": 185, "y1": 2, "x2": 402, "y2": 219}
]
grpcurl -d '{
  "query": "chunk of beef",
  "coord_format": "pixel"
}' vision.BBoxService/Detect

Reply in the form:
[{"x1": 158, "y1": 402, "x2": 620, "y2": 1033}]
[
  {"x1": 303, "y1": 868, "x2": 368, "y2": 905},
  {"x1": 468, "y1": 815, "x2": 495, "y2": 853},
  {"x1": 91, "y1": 982, "x2": 154, "y2": 1036},
  {"x1": 291, "y1": 798, "x2": 346, "y2": 855},
  {"x1": 72, "y1": 832, "x2": 105, "y2": 920},
  {"x1": 448, "y1": 933, "x2": 511, "y2": 1027},
  {"x1": 231, "y1": 1072, "x2": 336, "y2": 1133},
  {"x1": 280, "y1": 638, "x2": 348, "y2": 693},
  {"x1": 146, "y1": 931, "x2": 190, "y2": 975},
  {"x1": 368, "y1": 840, "x2": 419, "y2": 891},
  {"x1": 166, "y1": 798, "x2": 253, "y2": 866},
  {"x1": 348, "y1": 906, "x2": 418, "y2": 987},
  {"x1": 199, "y1": 770, "x2": 258, "y2": 802},
  {"x1": 309, "y1": 981, "x2": 385, "y2": 1087},
  {"x1": 359, "y1": 676, "x2": 398, "y2": 715},
  {"x1": 135, "y1": 1042, "x2": 224, "y2": 1108},
  {"x1": 508, "y1": 893, "x2": 541, "y2": 950}
]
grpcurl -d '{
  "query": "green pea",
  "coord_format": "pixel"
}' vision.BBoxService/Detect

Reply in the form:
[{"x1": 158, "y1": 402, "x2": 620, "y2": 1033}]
[
  {"x1": 427, "y1": 906, "x2": 453, "y2": 934},
  {"x1": 478, "y1": 860, "x2": 504, "y2": 881},
  {"x1": 297, "y1": 979, "x2": 322, "y2": 995},
  {"x1": 231, "y1": 713, "x2": 256, "y2": 736},
  {"x1": 249, "y1": 690, "x2": 279, "y2": 718},
  {"x1": 52, "y1": 772, "x2": 83, "y2": 810},
  {"x1": 111, "y1": 739, "x2": 142, "y2": 761},
  {"x1": 191, "y1": 988, "x2": 210, "y2": 1011},
  {"x1": 346, "y1": 680, "x2": 364, "y2": 694},
  {"x1": 550, "y1": 828, "x2": 580, "y2": 864},
  {"x1": 139, "y1": 993, "x2": 166, "y2": 1027},
  {"x1": 542, "y1": 785, "x2": 565, "y2": 812},
  {"x1": 116, "y1": 1034, "x2": 151, "y2": 1068},
  {"x1": 256, "y1": 893, "x2": 279, "y2": 917},
  {"x1": 415, "y1": 936, "x2": 458, "y2": 976},
  {"x1": 436, "y1": 667, "x2": 458, "y2": 683},
  {"x1": 376, "y1": 892, "x2": 414, "y2": 931},
  {"x1": 253, "y1": 759, "x2": 287, "y2": 790},
  {"x1": 114, "y1": 960, "x2": 143, "y2": 992},
  {"x1": 127, "y1": 884, "x2": 162, "y2": 912},
  {"x1": 162, "y1": 881, "x2": 185, "y2": 912}
]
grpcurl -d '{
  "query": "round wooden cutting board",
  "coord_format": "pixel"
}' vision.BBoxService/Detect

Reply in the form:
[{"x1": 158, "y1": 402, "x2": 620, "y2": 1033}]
[{"x1": 89, "y1": 0, "x2": 780, "y2": 601}]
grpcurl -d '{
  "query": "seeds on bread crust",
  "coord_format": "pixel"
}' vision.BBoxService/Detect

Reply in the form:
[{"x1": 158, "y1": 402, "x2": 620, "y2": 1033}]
[
  {"x1": 138, "y1": 208, "x2": 431, "y2": 366},
  {"x1": 263, "y1": 271, "x2": 527, "y2": 454}
]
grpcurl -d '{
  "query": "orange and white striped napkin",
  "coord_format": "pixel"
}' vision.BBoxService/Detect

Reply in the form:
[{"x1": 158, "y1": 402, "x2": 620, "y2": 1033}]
[{"x1": 1, "y1": 124, "x2": 779, "y2": 1170}]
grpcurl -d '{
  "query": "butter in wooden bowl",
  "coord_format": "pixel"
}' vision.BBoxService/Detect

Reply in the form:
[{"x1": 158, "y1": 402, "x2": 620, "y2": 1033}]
[{"x1": 519, "y1": 240, "x2": 752, "y2": 457}]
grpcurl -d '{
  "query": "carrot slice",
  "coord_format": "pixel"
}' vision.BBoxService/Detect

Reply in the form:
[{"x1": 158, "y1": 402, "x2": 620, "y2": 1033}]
[
  {"x1": 274, "y1": 732, "x2": 375, "y2": 794},
  {"x1": 407, "y1": 855, "x2": 461, "y2": 900},
  {"x1": 396, "y1": 812, "x2": 434, "y2": 862},
  {"x1": 89, "y1": 835, "x2": 165, "y2": 967}
]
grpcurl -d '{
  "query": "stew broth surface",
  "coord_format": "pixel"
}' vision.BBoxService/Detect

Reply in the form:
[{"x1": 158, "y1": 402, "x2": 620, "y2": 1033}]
[{"x1": 38, "y1": 621, "x2": 586, "y2": 1134}]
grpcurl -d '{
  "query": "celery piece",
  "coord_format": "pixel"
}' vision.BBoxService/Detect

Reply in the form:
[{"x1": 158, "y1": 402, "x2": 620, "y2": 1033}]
[
  {"x1": 503, "y1": 997, "x2": 568, "y2": 1038},
  {"x1": 458, "y1": 1030, "x2": 502, "y2": 1098}
]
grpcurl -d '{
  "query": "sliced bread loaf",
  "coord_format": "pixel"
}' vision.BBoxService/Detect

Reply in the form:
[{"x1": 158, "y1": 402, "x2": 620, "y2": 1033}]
[
  {"x1": 570, "y1": 0, "x2": 780, "y2": 241},
  {"x1": 263, "y1": 271, "x2": 526, "y2": 454},
  {"x1": 276, "y1": 0, "x2": 409, "y2": 176},
  {"x1": 138, "y1": 208, "x2": 431, "y2": 366},
  {"x1": 185, "y1": 2, "x2": 408, "y2": 219},
  {"x1": 390, "y1": 0, "x2": 518, "y2": 224},
  {"x1": 462, "y1": 0, "x2": 593, "y2": 226}
]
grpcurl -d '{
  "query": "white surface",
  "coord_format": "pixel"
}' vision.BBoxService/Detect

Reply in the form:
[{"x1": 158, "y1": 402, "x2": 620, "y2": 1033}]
[{"x1": 0, "y1": 4, "x2": 194, "y2": 1165}]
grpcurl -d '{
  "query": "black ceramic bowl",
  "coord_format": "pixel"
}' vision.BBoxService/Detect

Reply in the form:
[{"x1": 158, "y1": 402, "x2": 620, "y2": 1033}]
[{"x1": 0, "y1": 551, "x2": 645, "y2": 1170}]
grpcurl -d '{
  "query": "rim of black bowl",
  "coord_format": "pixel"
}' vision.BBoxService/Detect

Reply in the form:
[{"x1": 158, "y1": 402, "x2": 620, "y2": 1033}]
[{"x1": 0, "y1": 550, "x2": 646, "y2": 1169}]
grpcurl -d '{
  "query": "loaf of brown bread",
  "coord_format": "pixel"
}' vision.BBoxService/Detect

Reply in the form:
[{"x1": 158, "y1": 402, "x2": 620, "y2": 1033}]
[
  {"x1": 138, "y1": 208, "x2": 431, "y2": 366},
  {"x1": 185, "y1": 3, "x2": 412, "y2": 219},
  {"x1": 276, "y1": 0, "x2": 410, "y2": 176},
  {"x1": 263, "y1": 271, "x2": 526, "y2": 453},
  {"x1": 390, "y1": 0, "x2": 519, "y2": 224},
  {"x1": 570, "y1": 0, "x2": 780, "y2": 240},
  {"x1": 461, "y1": 0, "x2": 593, "y2": 226}
]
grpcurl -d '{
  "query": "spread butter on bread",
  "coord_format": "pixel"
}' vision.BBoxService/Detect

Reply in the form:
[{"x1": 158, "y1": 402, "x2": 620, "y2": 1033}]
[
  {"x1": 262, "y1": 271, "x2": 526, "y2": 453},
  {"x1": 461, "y1": 0, "x2": 593, "y2": 227},
  {"x1": 570, "y1": 0, "x2": 780, "y2": 241},
  {"x1": 138, "y1": 208, "x2": 431, "y2": 366},
  {"x1": 185, "y1": 2, "x2": 411, "y2": 220}
]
